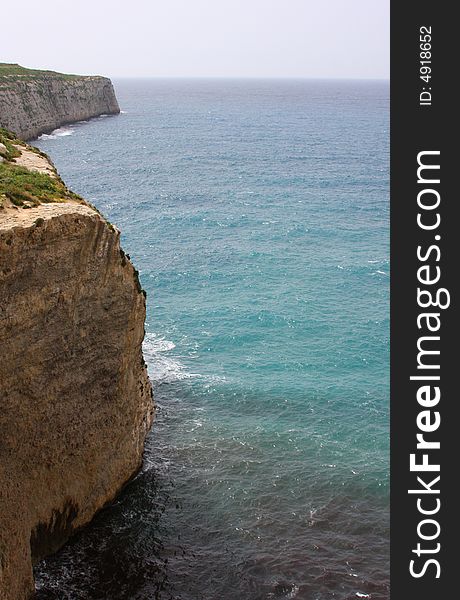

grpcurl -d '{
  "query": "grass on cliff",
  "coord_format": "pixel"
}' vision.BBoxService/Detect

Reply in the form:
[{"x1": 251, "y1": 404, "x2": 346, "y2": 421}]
[
  {"x1": 0, "y1": 162, "x2": 84, "y2": 207},
  {"x1": 0, "y1": 63, "x2": 78, "y2": 79},
  {"x1": 0, "y1": 129, "x2": 83, "y2": 207},
  {"x1": 0, "y1": 128, "x2": 22, "y2": 161}
]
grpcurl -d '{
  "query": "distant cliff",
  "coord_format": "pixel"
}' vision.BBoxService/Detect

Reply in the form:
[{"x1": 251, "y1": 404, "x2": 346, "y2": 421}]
[
  {"x1": 0, "y1": 130, "x2": 153, "y2": 599},
  {"x1": 0, "y1": 64, "x2": 120, "y2": 140}
]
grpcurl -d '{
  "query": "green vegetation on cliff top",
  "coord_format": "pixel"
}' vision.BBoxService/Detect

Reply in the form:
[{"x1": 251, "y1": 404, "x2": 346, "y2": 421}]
[
  {"x1": 0, "y1": 128, "x2": 21, "y2": 161},
  {"x1": 0, "y1": 63, "x2": 99, "y2": 80},
  {"x1": 0, "y1": 128, "x2": 83, "y2": 208}
]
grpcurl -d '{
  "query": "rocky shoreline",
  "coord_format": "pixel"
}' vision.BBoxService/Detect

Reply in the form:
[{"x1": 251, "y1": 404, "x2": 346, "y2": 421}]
[{"x1": 0, "y1": 64, "x2": 120, "y2": 140}]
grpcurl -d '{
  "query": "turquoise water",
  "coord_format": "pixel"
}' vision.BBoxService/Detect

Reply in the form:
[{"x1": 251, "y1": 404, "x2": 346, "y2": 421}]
[{"x1": 34, "y1": 79, "x2": 389, "y2": 600}]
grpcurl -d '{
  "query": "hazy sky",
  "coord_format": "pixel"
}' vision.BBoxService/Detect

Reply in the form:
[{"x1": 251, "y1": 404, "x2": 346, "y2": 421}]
[{"x1": 2, "y1": 0, "x2": 389, "y2": 79}]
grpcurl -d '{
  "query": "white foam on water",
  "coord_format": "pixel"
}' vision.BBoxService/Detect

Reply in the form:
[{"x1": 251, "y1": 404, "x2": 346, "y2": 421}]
[
  {"x1": 143, "y1": 333, "x2": 200, "y2": 383},
  {"x1": 151, "y1": 337, "x2": 176, "y2": 352},
  {"x1": 38, "y1": 126, "x2": 75, "y2": 140},
  {"x1": 356, "y1": 594, "x2": 371, "y2": 598},
  {"x1": 142, "y1": 333, "x2": 227, "y2": 385}
]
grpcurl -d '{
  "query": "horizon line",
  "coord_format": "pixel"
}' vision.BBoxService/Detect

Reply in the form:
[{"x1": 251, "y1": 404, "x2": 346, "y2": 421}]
[{"x1": 107, "y1": 75, "x2": 389, "y2": 82}]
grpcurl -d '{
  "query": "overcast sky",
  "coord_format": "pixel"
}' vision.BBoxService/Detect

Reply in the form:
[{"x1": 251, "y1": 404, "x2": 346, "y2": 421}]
[{"x1": 2, "y1": 0, "x2": 389, "y2": 79}]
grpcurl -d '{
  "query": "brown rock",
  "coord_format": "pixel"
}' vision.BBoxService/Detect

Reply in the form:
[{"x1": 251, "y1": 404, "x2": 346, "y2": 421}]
[{"x1": 0, "y1": 198, "x2": 154, "y2": 598}]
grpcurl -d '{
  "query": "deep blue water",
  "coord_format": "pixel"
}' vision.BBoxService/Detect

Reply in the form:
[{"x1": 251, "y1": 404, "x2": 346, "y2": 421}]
[{"x1": 34, "y1": 79, "x2": 389, "y2": 600}]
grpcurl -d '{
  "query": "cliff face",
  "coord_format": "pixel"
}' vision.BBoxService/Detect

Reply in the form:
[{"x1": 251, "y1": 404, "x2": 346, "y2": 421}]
[
  {"x1": 0, "y1": 64, "x2": 120, "y2": 140},
  {"x1": 0, "y1": 138, "x2": 154, "y2": 598}
]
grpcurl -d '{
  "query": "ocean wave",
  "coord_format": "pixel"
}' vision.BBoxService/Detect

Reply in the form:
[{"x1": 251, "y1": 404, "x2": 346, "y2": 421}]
[
  {"x1": 142, "y1": 333, "x2": 227, "y2": 385},
  {"x1": 143, "y1": 333, "x2": 200, "y2": 383},
  {"x1": 38, "y1": 126, "x2": 75, "y2": 140}
]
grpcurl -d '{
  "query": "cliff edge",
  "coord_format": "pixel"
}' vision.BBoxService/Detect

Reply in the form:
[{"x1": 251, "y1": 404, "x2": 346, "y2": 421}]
[
  {"x1": 0, "y1": 131, "x2": 154, "y2": 599},
  {"x1": 0, "y1": 64, "x2": 120, "y2": 140}
]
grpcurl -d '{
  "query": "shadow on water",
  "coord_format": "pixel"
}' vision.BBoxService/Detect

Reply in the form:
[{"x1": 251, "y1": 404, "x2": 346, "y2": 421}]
[{"x1": 34, "y1": 465, "x2": 176, "y2": 600}]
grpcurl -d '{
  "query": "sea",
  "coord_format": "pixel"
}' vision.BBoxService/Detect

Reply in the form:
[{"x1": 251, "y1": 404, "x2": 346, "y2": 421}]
[{"x1": 33, "y1": 79, "x2": 389, "y2": 600}]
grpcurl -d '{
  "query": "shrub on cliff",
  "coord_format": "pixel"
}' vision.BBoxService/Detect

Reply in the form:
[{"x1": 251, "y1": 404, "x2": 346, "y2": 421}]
[
  {"x1": 0, "y1": 162, "x2": 85, "y2": 207},
  {"x1": 0, "y1": 128, "x2": 21, "y2": 161}
]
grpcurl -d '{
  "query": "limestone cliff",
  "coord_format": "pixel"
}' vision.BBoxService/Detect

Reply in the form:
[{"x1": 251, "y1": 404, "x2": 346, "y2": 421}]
[
  {"x1": 0, "y1": 134, "x2": 154, "y2": 599},
  {"x1": 0, "y1": 64, "x2": 120, "y2": 140}
]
